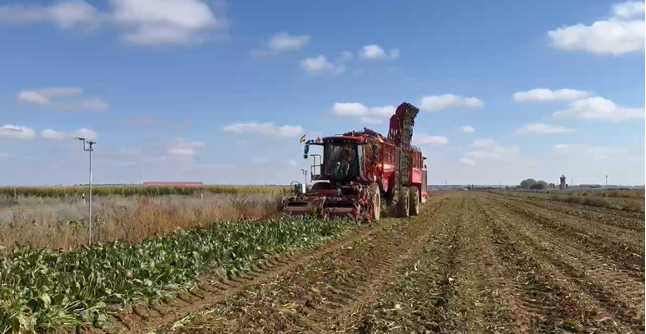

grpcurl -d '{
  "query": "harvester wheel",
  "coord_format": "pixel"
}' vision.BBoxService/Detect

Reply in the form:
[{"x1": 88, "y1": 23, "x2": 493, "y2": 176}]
[
  {"x1": 369, "y1": 183, "x2": 381, "y2": 222},
  {"x1": 397, "y1": 186, "x2": 410, "y2": 218},
  {"x1": 409, "y1": 187, "x2": 420, "y2": 216}
]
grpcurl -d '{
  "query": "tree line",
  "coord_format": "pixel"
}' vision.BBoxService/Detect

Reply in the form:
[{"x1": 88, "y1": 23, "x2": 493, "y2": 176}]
[{"x1": 519, "y1": 178, "x2": 556, "y2": 190}]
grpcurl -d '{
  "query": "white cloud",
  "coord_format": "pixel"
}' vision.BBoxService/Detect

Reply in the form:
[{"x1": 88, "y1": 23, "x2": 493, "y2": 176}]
[
  {"x1": 466, "y1": 150, "x2": 501, "y2": 160},
  {"x1": 17, "y1": 91, "x2": 50, "y2": 105},
  {"x1": 0, "y1": 124, "x2": 95, "y2": 141},
  {"x1": 18, "y1": 87, "x2": 82, "y2": 105},
  {"x1": 17, "y1": 87, "x2": 108, "y2": 111},
  {"x1": 559, "y1": 145, "x2": 634, "y2": 162},
  {"x1": 470, "y1": 138, "x2": 496, "y2": 149},
  {"x1": 331, "y1": 103, "x2": 396, "y2": 123},
  {"x1": 552, "y1": 96, "x2": 644, "y2": 122},
  {"x1": 0, "y1": 0, "x2": 100, "y2": 30},
  {"x1": 413, "y1": 135, "x2": 448, "y2": 145},
  {"x1": 71, "y1": 128, "x2": 98, "y2": 140},
  {"x1": 167, "y1": 137, "x2": 205, "y2": 156},
  {"x1": 419, "y1": 94, "x2": 484, "y2": 112},
  {"x1": 221, "y1": 122, "x2": 304, "y2": 138},
  {"x1": 0, "y1": 125, "x2": 38, "y2": 140},
  {"x1": 265, "y1": 32, "x2": 309, "y2": 53},
  {"x1": 80, "y1": 98, "x2": 109, "y2": 111},
  {"x1": 359, "y1": 44, "x2": 399, "y2": 60},
  {"x1": 40, "y1": 129, "x2": 67, "y2": 140},
  {"x1": 460, "y1": 158, "x2": 476, "y2": 166},
  {"x1": 459, "y1": 125, "x2": 475, "y2": 133},
  {"x1": 466, "y1": 139, "x2": 519, "y2": 161},
  {"x1": 513, "y1": 88, "x2": 592, "y2": 103},
  {"x1": 0, "y1": 0, "x2": 228, "y2": 47},
  {"x1": 111, "y1": 0, "x2": 228, "y2": 46},
  {"x1": 613, "y1": 1, "x2": 646, "y2": 18},
  {"x1": 331, "y1": 103, "x2": 368, "y2": 116},
  {"x1": 516, "y1": 123, "x2": 576, "y2": 135},
  {"x1": 299, "y1": 56, "x2": 345, "y2": 76},
  {"x1": 338, "y1": 51, "x2": 353, "y2": 62},
  {"x1": 547, "y1": 1, "x2": 644, "y2": 55},
  {"x1": 554, "y1": 144, "x2": 588, "y2": 154}
]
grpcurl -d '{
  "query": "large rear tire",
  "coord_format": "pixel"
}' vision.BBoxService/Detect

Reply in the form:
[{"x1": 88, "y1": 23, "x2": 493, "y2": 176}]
[
  {"x1": 369, "y1": 183, "x2": 381, "y2": 222},
  {"x1": 409, "y1": 187, "x2": 420, "y2": 216},
  {"x1": 397, "y1": 186, "x2": 410, "y2": 218}
]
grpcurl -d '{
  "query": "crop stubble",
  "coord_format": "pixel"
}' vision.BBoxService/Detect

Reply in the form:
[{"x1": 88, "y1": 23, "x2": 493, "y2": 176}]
[{"x1": 91, "y1": 192, "x2": 643, "y2": 334}]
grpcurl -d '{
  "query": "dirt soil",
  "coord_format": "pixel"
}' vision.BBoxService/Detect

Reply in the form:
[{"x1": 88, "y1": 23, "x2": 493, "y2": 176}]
[{"x1": 93, "y1": 192, "x2": 644, "y2": 334}]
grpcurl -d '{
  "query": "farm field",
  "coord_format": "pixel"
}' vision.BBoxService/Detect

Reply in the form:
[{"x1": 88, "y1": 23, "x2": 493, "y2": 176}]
[
  {"x1": 496, "y1": 189, "x2": 645, "y2": 213},
  {"x1": 0, "y1": 192, "x2": 283, "y2": 249},
  {"x1": 1, "y1": 191, "x2": 643, "y2": 333}
]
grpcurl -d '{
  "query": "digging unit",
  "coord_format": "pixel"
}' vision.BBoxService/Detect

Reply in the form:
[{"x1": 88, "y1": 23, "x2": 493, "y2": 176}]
[{"x1": 283, "y1": 102, "x2": 428, "y2": 222}]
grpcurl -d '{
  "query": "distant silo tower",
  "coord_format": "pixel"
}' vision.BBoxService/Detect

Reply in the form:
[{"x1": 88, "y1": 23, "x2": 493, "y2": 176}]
[{"x1": 559, "y1": 175, "x2": 566, "y2": 191}]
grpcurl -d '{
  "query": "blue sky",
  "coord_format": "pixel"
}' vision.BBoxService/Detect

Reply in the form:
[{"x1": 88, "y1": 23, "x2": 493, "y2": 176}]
[{"x1": 0, "y1": 0, "x2": 644, "y2": 186}]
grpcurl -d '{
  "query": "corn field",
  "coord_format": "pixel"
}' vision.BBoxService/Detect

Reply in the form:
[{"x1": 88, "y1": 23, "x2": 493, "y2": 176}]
[{"x1": 0, "y1": 185, "x2": 288, "y2": 198}]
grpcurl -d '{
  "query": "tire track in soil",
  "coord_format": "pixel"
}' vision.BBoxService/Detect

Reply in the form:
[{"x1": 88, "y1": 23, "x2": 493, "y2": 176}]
[
  {"x1": 492, "y1": 195, "x2": 644, "y2": 275},
  {"x1": 499, "y1": 194, "x2": 645, "y2": 233},
  {"x1": 88, "y1": 196, "x2": 450, "y2": 334},
  {"x1": 478, "y1": 197, "x2": 610, "y2": 334},
  {"x1": 353, "y1": 194, "x2": 516, "y2": 334},
  {"x1": 357, "y1": 199, "x2": 466, "y2": 333},
  {"x1": 155, "y1": 195, "x2": 457, "y2": 334},
  {"x1": 480, "y1": 196, "x2": 644, "y2": 333}
]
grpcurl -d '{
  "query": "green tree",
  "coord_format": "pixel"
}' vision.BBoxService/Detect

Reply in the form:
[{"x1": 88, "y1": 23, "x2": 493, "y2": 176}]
[
  {"x1": 529, "y1": 180, "x2": 548, "y2": 190},
  {"x1": 520, "y1": 179, "x2": 536, "y2": 189}
]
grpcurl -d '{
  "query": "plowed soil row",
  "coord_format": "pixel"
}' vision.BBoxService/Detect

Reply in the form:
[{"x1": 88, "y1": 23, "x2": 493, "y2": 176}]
[
  {"x1": 95, "y1": 192, "x2": 644, "y2": 334},
  {"x1": 499, "y1": 193, "x2": 645, "y2": 232},
  {"x1": 351, "y1": 194, "x2": 644, "y2": 333},
  {"x1": 478, "y1": 196, "x2": 644, "y2": 333},
  {"x1": 493, "y1": 194, "x2": 644, "y2": 275}
]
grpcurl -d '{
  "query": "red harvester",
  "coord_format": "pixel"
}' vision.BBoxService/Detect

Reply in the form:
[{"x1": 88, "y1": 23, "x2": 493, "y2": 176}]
[{"x1": 283, "y1": 102, "x2": 428, "y2": 222}]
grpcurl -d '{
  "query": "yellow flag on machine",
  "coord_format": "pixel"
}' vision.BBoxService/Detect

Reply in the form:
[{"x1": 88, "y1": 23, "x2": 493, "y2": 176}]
[{"x1": 300, "y1": 134, "x2": 306, "y2": 143}]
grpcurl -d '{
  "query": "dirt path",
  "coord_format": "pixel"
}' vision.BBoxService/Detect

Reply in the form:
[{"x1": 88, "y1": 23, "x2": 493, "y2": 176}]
[{"x1": 92, "y1": 192, "x2": 643, "y2": 334}]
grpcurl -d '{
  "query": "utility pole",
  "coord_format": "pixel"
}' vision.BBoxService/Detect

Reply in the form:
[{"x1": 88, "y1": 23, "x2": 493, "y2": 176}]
[
  {"x1": 605, "y1": 175, "x2": 608, "y2": 197},
  {"x1": 300, "y1": 168, "x2": 308, "y2": 185},
  {"x1": 75, "y1": 137, "x2": 96, "y2": 245}
]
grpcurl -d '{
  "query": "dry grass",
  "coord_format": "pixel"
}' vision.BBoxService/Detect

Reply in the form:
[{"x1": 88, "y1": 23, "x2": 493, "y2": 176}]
[
  {"x1": 0, "y1": 193, "x2": 282, "y2": 251},
  {"x1": 0, "y1": 184, "x2": 287, "y2": 198}
]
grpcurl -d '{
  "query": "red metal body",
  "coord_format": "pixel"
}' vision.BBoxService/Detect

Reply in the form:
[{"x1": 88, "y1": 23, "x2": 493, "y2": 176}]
[
  {"x1": 309, "y1": 130, "x2": 427, "y2": 199},
  {"x1": 283, "y1": 102, "x2": 427, "y2": 222}
]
